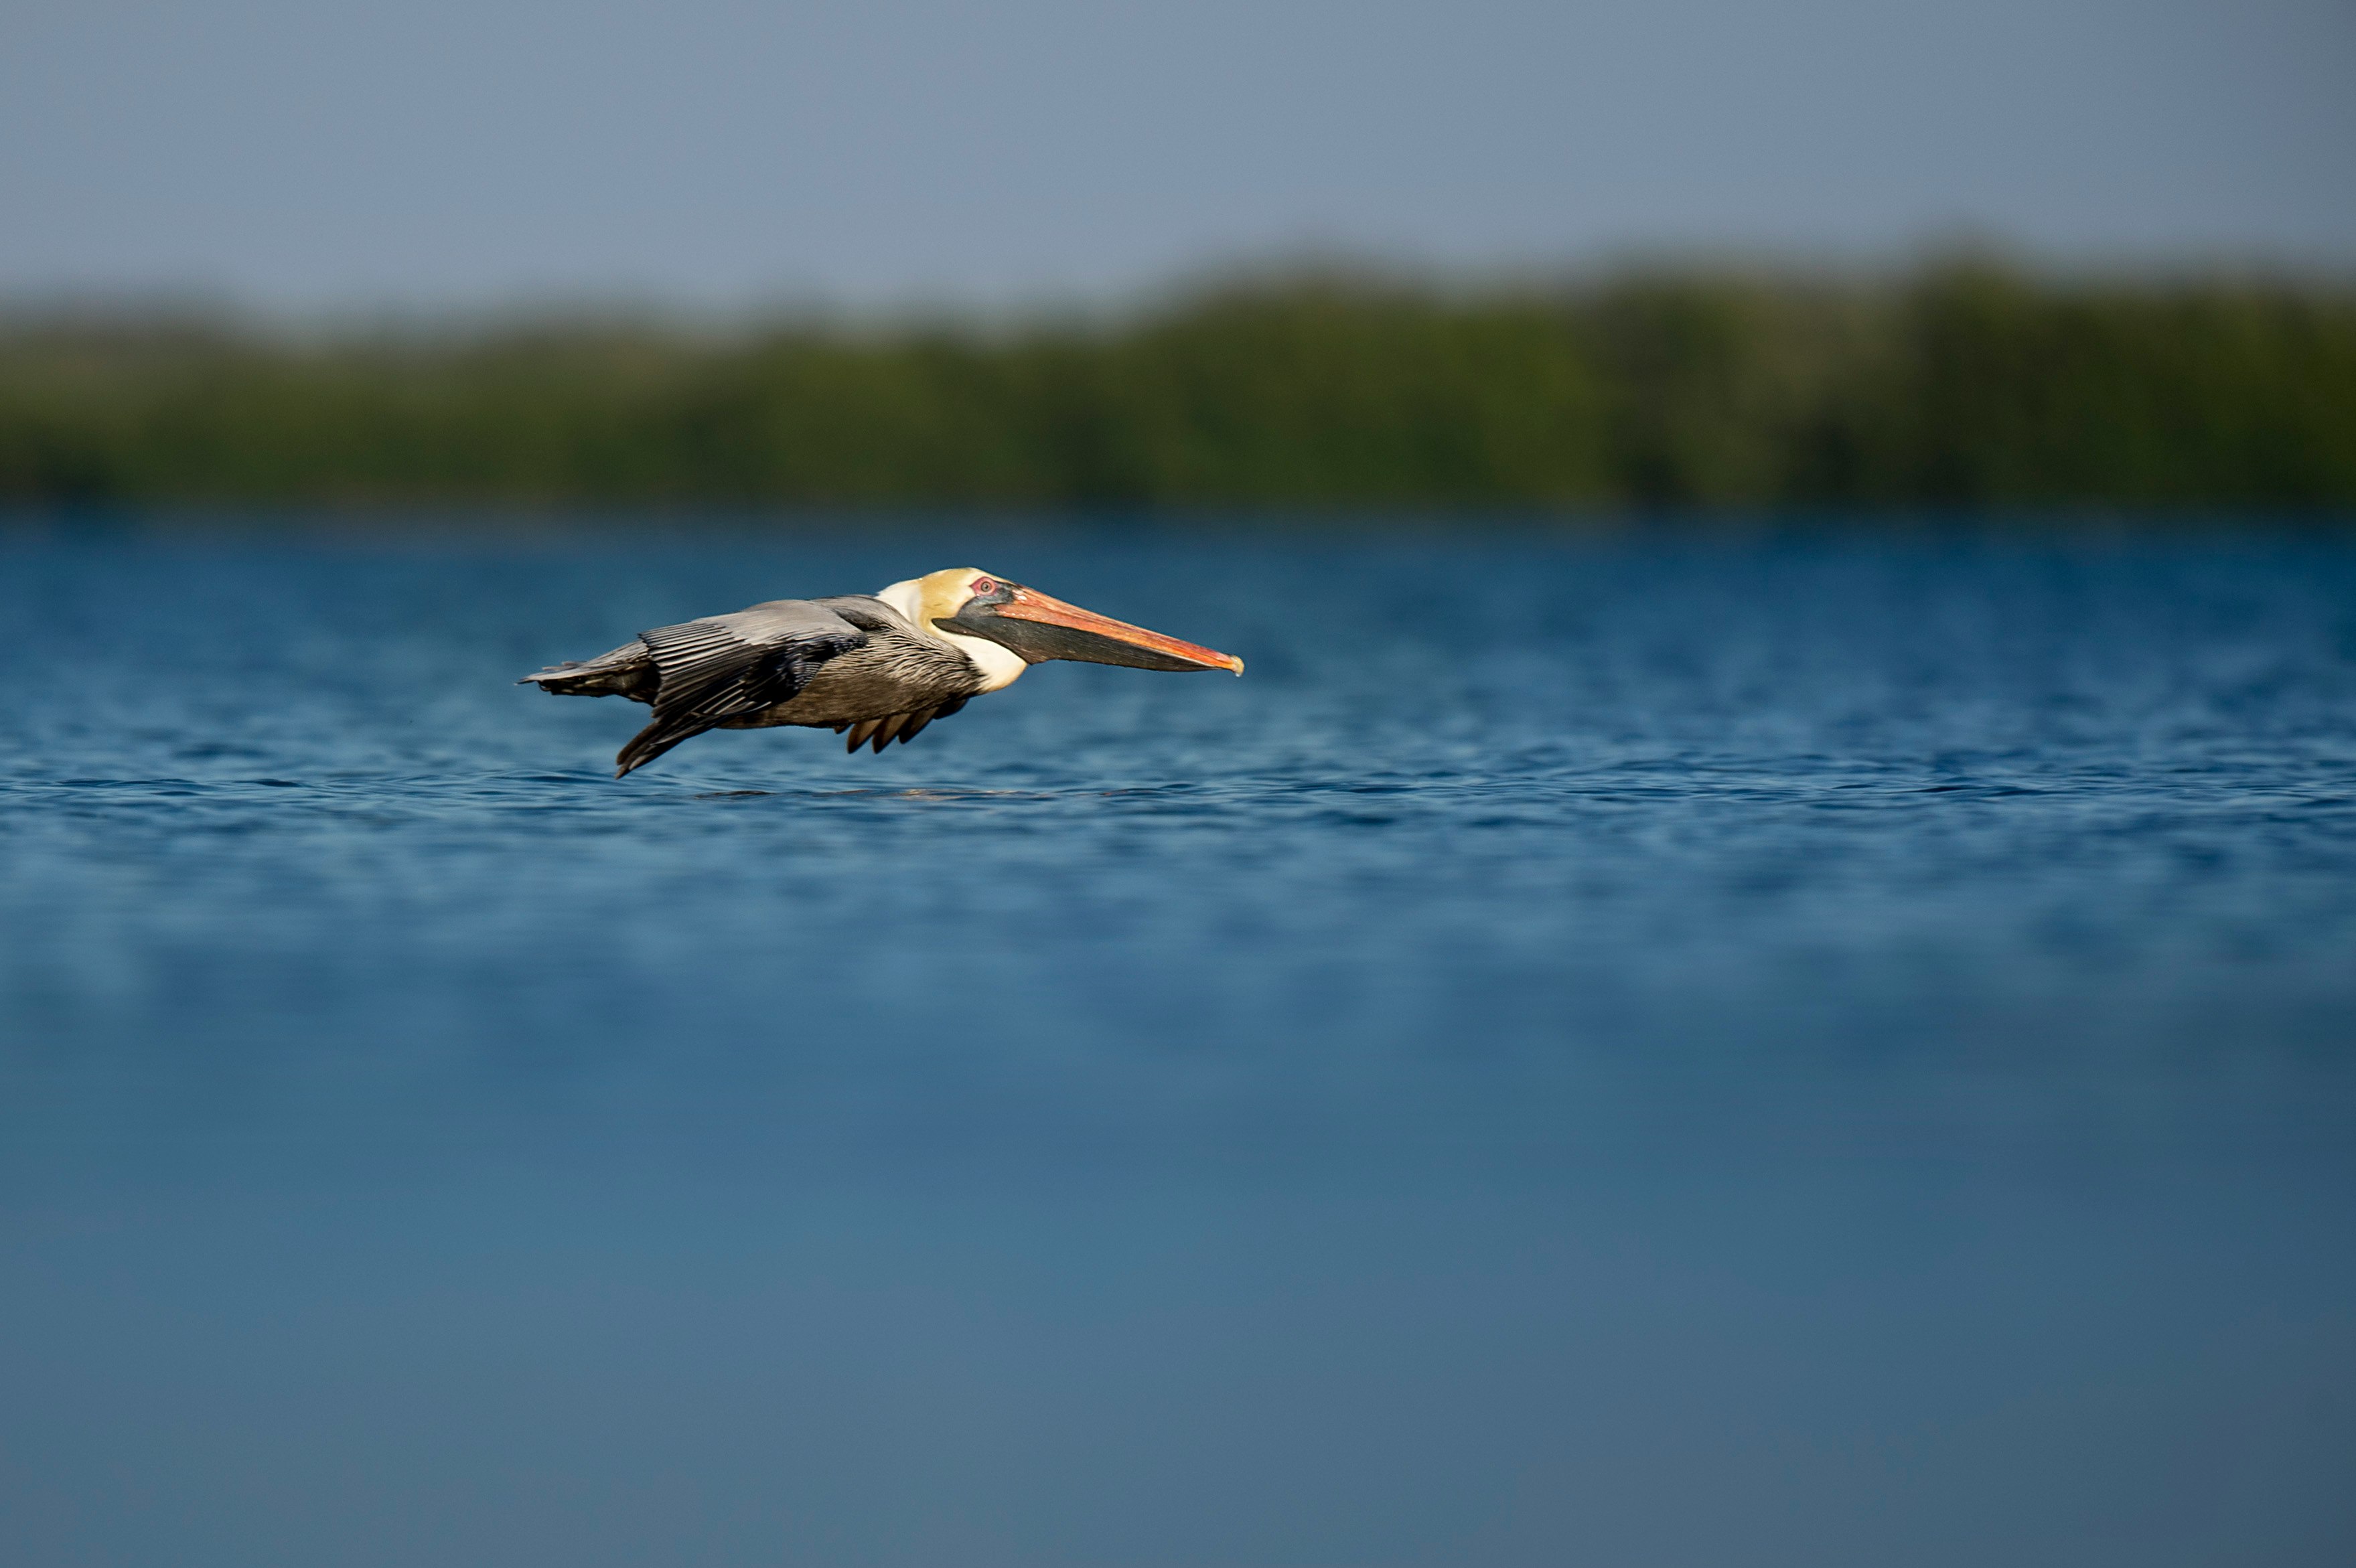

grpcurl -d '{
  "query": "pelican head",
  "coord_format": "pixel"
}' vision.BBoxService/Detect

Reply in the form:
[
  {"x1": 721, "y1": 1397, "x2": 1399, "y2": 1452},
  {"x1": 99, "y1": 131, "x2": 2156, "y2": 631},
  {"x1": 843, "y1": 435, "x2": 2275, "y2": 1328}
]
[{"x1": 880, "y1": 568, "x2": 1244, "y2": 689}]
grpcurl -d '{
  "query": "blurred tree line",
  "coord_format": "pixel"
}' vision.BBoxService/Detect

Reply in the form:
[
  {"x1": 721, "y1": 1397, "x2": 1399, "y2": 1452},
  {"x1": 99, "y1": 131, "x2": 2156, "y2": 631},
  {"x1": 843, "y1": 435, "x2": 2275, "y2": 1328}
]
[{"x1": 3, "y1": 263, "x2": 2351, "y2": 509}]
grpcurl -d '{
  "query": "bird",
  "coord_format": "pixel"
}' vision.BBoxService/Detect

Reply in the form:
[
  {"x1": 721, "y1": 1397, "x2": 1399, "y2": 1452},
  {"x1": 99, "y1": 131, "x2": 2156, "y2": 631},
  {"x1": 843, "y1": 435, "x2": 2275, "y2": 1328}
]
[{"x1": 520, "y1": 566, "x2": 1244, "y2": 777}]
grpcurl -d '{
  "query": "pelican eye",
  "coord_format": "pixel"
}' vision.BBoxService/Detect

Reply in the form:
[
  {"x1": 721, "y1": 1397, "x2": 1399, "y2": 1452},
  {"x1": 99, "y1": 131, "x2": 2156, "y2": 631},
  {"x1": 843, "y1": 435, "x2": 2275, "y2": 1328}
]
[{"x1": 971, "y1": 576, "x2": 999, "y2": 596}]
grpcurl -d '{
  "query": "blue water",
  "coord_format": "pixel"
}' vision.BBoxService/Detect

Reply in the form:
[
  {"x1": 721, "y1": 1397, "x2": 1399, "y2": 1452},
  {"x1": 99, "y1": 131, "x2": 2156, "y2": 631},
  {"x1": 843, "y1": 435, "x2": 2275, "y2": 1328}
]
[{"x1": 4, "y1": 521, "x2": 2354, "y2": 1566}]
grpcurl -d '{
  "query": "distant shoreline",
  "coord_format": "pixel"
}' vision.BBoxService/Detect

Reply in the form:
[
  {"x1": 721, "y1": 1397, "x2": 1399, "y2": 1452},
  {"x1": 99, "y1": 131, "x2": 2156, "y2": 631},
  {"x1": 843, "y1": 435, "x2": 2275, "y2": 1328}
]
[
  {"x1": 6, "y1": 262, "x2": 2353, "y2": 512},
  {"x1": 7, "y1": 507, "x2": 2351, "y2": 542}
]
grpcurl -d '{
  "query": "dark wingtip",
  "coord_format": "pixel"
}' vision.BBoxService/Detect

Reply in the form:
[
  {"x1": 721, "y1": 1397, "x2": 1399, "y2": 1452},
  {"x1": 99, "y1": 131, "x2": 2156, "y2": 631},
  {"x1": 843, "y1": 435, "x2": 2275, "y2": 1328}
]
[{"x1": 613, "y1": 736, "x2": 660, "y2": 778}]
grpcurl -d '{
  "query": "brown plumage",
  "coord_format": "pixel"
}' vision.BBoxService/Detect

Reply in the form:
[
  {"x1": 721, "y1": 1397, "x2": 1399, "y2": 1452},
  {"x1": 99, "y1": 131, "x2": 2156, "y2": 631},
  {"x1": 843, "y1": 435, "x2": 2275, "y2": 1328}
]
[{"x1": 519, "y1": 567, "x2": 1242, "y2": 777}]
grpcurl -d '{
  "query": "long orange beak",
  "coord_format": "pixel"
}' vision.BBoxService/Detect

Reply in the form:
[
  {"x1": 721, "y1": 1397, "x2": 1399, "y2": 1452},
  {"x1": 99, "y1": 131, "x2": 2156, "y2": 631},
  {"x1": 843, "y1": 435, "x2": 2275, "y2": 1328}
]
[{"x1": 991, "y1": 586, "x2": 1245, "y2": 674}]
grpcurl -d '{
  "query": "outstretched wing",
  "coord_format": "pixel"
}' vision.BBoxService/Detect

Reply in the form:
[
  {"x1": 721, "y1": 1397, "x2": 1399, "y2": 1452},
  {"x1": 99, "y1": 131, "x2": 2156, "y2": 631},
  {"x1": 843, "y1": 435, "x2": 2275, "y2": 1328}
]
[
  {"x1": 614, "y1": 601, "x2": 867, "y2": 777},
  {"x1": 838, "y1": 696, "x2": 970, "y2": 754}
]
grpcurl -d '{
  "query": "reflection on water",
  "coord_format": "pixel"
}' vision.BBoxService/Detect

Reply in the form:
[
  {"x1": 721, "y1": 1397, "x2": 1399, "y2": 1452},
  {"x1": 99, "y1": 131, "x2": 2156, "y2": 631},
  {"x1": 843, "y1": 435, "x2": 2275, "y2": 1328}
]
[{"x1": 3, "y1": 522, "x2": 2353, "y2": 1566}]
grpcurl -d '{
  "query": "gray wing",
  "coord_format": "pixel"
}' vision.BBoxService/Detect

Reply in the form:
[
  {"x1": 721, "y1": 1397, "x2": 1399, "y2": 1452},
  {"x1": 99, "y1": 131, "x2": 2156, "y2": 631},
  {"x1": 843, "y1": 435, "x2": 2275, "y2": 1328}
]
[{"x1": 614, "y1": 600, "x2": 868, "y2": 777}]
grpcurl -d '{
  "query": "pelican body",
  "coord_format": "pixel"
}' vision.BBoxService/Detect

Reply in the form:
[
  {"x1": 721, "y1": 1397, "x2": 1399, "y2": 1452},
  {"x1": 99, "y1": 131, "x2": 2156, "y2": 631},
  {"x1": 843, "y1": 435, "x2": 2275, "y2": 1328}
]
[{"x1": 521, "y1": 568, "x2": 1244, "y2": 777}]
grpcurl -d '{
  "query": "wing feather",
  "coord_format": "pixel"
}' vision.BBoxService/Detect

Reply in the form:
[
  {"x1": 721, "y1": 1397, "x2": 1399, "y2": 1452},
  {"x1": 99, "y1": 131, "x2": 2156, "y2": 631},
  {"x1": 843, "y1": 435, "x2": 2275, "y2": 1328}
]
[{"x1": 614, "y1": 603, "x2": 867, "y2": 777}]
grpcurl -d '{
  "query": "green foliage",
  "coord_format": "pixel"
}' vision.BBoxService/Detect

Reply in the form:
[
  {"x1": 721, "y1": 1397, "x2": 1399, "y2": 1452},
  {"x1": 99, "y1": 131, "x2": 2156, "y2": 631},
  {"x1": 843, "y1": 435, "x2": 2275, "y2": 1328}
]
[{"x1": 2, "y1": 266, "x2": 2351, "y2": 509}]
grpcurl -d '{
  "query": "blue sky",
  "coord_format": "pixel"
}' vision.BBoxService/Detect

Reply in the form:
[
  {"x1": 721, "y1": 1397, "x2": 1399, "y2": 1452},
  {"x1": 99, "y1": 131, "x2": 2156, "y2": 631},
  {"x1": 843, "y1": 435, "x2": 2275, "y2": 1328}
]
[{"x1": 4, "y1": 0, "x2": 2351, "y2": 310}]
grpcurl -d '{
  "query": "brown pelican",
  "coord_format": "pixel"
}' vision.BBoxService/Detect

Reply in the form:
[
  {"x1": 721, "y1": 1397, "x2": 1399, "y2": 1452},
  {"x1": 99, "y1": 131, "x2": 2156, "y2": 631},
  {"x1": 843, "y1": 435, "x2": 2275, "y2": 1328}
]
[{"x1": 521, "y1": 568, "x2": 1244, "y2": 776}]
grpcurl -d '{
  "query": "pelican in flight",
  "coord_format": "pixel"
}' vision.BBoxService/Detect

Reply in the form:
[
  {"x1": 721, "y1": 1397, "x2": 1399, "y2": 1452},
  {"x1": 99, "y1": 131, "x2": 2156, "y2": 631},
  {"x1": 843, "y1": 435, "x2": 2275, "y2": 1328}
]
[{"x1": 522, "y1": 568, "x2": 1244, "y2": 776}]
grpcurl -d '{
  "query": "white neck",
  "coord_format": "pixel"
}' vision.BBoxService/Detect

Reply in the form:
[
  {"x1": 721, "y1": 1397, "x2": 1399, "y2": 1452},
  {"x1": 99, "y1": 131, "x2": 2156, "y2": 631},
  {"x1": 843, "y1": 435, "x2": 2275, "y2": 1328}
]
[{"x1": 875, "y1": 578, "x2": 1029, "y2": 693}]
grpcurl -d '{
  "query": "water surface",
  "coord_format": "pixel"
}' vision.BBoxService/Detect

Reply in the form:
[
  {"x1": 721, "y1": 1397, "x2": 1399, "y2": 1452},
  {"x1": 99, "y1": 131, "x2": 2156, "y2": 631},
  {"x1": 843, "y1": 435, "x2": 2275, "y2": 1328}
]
[{"x1": 3, "y1": 522, "x2": 2353, "y2": 1565}]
